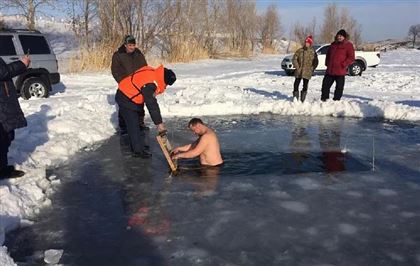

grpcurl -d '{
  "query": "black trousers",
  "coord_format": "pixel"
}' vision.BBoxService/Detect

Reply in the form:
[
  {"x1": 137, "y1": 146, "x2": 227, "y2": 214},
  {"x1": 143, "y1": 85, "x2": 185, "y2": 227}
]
[
  {"x1": 293, "y1": 78, "x2": 309, "y2": 92},
  {"x1": 0, "y1": 124, "x2": 14, "y2": 169},
  {"x1": 321, "y1": 74, "x2": 345, "y2": 101},
  {"x1": 118, "y1": 105, "x2": 146, "y2": 153}
]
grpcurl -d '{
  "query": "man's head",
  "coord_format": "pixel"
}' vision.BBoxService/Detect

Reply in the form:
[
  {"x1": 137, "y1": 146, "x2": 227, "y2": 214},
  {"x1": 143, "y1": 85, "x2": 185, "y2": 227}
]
[
  {"x1": 164, "y1": 68, "x2": 176, "y2": 86},
  {"x1": 123, "y1": 35, "x2": 136, "y2": 53},
  {"x1": 188, "y1": 118, "x2": 206, "y2": 136},
  {"x1": 304, "y1": 35, "x2": 313, "y2": 47},
  {"x1": 335, "y1": 29, "x2": 347, "y2": 42}
]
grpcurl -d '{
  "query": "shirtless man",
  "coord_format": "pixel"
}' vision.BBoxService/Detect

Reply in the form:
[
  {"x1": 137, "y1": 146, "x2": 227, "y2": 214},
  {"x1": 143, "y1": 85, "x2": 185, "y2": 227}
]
[{"x1": 171, "y1": 118, "x2": 223, "y2": 166}]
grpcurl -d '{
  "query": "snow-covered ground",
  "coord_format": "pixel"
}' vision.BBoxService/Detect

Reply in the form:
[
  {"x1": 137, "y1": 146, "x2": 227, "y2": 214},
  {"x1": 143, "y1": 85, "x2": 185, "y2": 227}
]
[{"x1": 1, "y1": 49, "x2": 420, "y2": 264}]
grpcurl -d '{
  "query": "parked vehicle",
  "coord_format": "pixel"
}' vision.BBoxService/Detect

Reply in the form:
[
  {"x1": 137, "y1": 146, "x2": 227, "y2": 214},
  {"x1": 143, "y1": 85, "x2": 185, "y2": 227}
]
[
  {"x1": 281, "y1": 44, "x2": 381, "y2": 76},
  {"x1": 0, "y1": 29, "x2": 60, "y2": 99}
]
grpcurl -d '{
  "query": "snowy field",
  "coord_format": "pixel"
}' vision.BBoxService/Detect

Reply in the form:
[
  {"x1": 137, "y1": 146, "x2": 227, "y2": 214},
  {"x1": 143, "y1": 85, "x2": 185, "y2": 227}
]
[{"x1": 1, "y1": 49, "x2": 420, "y2": 264}]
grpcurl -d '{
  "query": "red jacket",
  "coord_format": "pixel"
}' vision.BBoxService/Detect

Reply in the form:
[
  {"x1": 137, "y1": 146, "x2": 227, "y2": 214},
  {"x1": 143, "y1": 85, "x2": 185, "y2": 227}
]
[
  {"x1": 118, "y1": 65, "x2": 166, "y2": 104},
  {"x1": 325, "y1": 40, "x2": 355, "y2": 76}
]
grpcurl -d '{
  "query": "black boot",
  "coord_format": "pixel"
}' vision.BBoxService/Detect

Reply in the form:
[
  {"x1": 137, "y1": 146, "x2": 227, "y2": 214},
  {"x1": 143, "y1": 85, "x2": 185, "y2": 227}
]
[
  {"x1": 0, "y1": 165, "x2": 25, "y2": 180},
  {"x1": 293, "y1": 90, "x2": 299, "y2": 101},
  {"x1": 300, "y1": 91, "x2": 307, "y2": 103}
]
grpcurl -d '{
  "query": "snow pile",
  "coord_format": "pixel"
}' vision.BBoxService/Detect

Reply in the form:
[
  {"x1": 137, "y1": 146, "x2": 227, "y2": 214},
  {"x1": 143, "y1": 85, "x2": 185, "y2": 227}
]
[{"x1": 1, "y1": 49, "x2": 420, "y2": 264}]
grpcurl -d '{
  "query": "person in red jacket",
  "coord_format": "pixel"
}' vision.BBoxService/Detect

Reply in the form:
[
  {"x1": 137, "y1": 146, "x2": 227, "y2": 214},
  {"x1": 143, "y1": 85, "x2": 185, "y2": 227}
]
[{"x1": 321, "y1": 29, "x2": 355, "y2": 101}]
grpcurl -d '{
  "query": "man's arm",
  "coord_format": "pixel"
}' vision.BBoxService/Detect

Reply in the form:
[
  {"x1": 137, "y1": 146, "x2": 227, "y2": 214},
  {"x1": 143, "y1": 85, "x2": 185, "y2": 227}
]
[
  {"x1": 142, "y1": 83, "x2": 163, "y2": 125},
  {"x1": 111, "y1": 53, "x2": 125, "y2": 83},
  {"x1": 172, "y1": 143, "x2": 192, "y2": 154},
  {"x1": 173, "y1": 136, "x2": 208, "y2": 159},
  {"x1": 0, "y1": 59, "x2": 27, "y2": 81},
  {"x1": 343, "y1": 43, "x2": 355, "y2": 68}
]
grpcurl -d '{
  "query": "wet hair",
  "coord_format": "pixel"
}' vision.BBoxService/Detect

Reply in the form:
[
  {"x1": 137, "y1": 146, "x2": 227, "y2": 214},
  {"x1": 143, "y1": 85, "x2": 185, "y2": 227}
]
[{"x1": 188, "y1": 118, "x2": 204, "y2": 127}]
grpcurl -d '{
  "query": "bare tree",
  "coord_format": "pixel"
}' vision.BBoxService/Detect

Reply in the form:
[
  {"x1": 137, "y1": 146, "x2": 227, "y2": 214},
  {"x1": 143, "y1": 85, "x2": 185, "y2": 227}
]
[
  {"x1": 0, "y1": 0, "x2": 56, "y2": 30},
  {"x1": 408, "y1": 24, "x2": 420, "y2": 48},
  {"x1": 259, "y1": 4, "x2": 281, "y2": 51},
  {"x1": 320, "y1": 3, "x2": 362, "y2": 46},
  {"x1": 66, "y1": 0, "x2": 95, "y2": 47}
]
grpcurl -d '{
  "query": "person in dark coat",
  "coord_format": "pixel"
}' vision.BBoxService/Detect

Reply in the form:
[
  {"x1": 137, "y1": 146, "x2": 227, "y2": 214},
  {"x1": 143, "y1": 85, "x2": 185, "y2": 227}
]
[
  {"x1": 292, "y1": 35, "x2": 318, "y2": 102},
  {"x1": 0, "y1": 56, "x2": 30, "y2": 180},
  {"x1": 111, "y1": 35, "x2": 148, "y2": 134},
  {"x1": 111, "y1": 35, "x2": 176, "y2": 158},
  {"x1": 321, "y1": 29, "x2": 355, "y2": 101}
]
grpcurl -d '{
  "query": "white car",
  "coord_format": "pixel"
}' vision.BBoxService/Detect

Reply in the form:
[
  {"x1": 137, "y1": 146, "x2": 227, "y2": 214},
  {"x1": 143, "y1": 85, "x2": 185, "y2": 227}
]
[{"x1": 281, "y1": 44, "x2": 381, "y2": 76}]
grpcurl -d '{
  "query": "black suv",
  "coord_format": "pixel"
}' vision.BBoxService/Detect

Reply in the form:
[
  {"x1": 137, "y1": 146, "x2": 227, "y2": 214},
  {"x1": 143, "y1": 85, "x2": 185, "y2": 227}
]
[{"x1": 0, "y1": 29, "x2": 60, "y2": 99}]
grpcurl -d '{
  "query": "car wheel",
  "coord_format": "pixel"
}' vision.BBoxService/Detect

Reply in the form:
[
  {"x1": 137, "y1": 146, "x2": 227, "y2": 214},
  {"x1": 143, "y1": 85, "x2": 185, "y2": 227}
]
[
  {"x1": 285, "y1": 70, "x2": 294, "y2": 76},
  {"x1": 22, "y1": 77, "x2": 50, "y2": 99},
  {"x1": 349, "y1": 61, "x2": 363, "y2": 76}
]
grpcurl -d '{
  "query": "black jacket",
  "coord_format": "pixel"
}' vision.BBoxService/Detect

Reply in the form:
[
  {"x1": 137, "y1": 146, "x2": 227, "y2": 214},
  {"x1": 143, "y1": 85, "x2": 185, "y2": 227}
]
[
  {"x1": 111, "y1": 46, "x2": 147, "y2": 83},
  {"x1": 0, "y1": 58, "x2": 27, "y2": 132}
]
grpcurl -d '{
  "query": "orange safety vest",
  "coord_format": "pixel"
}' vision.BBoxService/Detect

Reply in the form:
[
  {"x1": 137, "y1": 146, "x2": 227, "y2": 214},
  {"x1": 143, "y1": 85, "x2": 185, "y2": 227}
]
[{"x1": 118, "y1": 65, "x2": 166, "y2": 104}]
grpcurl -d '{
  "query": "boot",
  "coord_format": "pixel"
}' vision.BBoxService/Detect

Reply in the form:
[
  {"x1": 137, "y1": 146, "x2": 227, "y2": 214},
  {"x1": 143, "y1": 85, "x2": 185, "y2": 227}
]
[
  {"x1": 300, "y1": 91, "x2": 307, "y2": 103},
  {"x1": 0, "y1": 165, "x2": 25, "y2": 180},
  {"x1": 293, "y1": 90, "x2": 299, "y2": 101}
]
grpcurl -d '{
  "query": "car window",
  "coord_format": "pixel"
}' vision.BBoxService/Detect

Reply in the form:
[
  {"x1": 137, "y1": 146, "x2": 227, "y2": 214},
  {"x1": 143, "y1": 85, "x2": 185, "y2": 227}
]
[
  {"x1": 318, "y1": 45, "x2": 329, "y2": 55},
  {"x1": 0, "y1": 35, "x2": 17, "y2": 56},
  {"x1": 19, "y1": 35, "x2": 51, "y2": 54}
]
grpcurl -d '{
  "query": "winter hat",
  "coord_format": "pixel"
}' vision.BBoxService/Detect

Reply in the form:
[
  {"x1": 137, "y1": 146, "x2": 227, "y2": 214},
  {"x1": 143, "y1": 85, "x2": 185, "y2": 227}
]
[
  {"x1": 124, "y1": 35, "x2": 136, "y2": 45},
  {"x1": 164, "y1": 68, "x2": 176, "y2": 86},
  {"x1": 336, "y1": 29, "x2": 347, "y2": 39},
  {"x1": 305, "y1": 35, "x2": 313, "y2": 45}
]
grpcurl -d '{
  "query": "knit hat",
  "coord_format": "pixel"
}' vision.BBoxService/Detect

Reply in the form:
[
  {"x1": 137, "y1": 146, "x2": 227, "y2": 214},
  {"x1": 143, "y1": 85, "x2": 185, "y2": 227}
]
[
  {"x1": 305, "y1": 35, "x2": 313, "y2": 45},
  {"x1": 164, "y1": 68, "x2": 176, "y2": 86},
  {"x1": 336, "y1": 29, "x2": 347, "y2": 39},
  {"x1": 124, "y1": 35, "x2": 136, "y2": 45}
]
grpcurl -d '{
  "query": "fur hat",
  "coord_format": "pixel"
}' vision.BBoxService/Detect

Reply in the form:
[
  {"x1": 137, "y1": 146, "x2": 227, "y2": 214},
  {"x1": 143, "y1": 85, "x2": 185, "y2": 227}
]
[
  {"x1": 164, "y1": 68, "x2": 176, "y2": 86},
  {"x1": 305, "y1": 35, "x2": 313, "y2": 45},
  {"x1": 124, "y1": 35, "x2": 136, "y2": 45},
  {"x1": 336, "y1": 29, "x2": 347, "y2": 39}
]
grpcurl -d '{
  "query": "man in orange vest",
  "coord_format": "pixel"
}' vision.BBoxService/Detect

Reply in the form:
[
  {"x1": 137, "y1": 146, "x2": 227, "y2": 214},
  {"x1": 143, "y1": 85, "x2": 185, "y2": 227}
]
[{"x1": 111, "y1": 35, "x2": 176, "y2": 158}]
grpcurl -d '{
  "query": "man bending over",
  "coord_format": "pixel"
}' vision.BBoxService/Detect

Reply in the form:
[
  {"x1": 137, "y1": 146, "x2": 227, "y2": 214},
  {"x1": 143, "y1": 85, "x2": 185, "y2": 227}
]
[{"x1": 171, "y1": 118, "x2": 223, "y2": 166}]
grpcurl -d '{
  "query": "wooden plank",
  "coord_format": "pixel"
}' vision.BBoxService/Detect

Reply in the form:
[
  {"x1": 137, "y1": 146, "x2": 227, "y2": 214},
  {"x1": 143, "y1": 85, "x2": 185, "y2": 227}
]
[{"x1": 156, "y1": 135, "x2": 178, "y2": 172}]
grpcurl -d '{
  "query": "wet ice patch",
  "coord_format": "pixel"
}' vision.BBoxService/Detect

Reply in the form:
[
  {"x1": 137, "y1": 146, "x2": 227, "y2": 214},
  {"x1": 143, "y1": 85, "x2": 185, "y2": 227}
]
[
  {"x1": 267, "y1": 190, "x2": 291, "y2": 199},
  {"x1": 338, "y1": 223, "x2": 358, "y2": 235},
  {"x1": 387, "y1": 252, "x2": 404, "y2": 262},
  {"x1": 293, "y1": 177, "x2": 321, "y2": 190},
  {"x1": 346, "y1": 191, "x2": 363, "y2": 198},
  {"x1": 378, "y1": 189, "x2": 398, "y2": 196},
  {"x1": 224, "y1": 182, "x2": 255, "y2": 192},
  {"x1": 400, "y1": 211, "x2": 417, "y2": 218},
  {"x1": 280, "y1": 201, "x2": 309, "y2": 214},
  {"x1": 305, "y1": 227, "x2": 318, "y2": 236}
]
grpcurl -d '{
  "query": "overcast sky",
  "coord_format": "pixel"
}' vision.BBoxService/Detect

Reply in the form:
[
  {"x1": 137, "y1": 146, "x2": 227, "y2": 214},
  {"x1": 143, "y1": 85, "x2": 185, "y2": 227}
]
[{"x1": 257, "y1": 0, "x2": 420, "y2": 42}]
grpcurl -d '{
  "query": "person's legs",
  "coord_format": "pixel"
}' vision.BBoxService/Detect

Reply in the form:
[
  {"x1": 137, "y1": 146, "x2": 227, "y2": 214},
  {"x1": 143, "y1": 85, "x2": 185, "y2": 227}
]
[
  {"x1": 300, "y1": 79, "x2": 309, "y2": 102},
  {"x1": 321, "y1": 74, "x2": 335, "y2": 101},
  {"x1": 0, "y1": 124, "x2": 11, "y2": 170},
  {"x1": 293, "y1": 78, "x2": 301, "y2": 100},
  {"x1": 333, "y1": 76, "x2": 345, "y2": 101},
  {"x1": 118, "y1": 105, "x2": 148, "y2": 156}
]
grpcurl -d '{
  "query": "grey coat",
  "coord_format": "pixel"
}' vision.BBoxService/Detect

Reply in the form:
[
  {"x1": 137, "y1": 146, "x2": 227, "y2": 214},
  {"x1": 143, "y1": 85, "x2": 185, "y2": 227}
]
[{"x1": 0, "y1": 58, "x2": 27, "y2": 132}]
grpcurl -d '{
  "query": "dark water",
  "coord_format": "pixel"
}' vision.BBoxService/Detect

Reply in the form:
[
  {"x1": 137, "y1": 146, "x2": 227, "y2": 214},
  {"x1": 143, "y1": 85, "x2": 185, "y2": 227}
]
[{"x1": 6, "y1": 115, "x2": 420, "y2": 266}]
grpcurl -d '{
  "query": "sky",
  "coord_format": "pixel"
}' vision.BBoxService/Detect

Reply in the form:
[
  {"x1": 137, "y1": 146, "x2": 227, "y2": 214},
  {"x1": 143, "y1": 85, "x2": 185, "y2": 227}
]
[
  {"x1": 1, "y1": 0, "x2": 419, "y2": 42},
  {"x1": 257, "y1": 0, "x2": 420, "y2": 42}
]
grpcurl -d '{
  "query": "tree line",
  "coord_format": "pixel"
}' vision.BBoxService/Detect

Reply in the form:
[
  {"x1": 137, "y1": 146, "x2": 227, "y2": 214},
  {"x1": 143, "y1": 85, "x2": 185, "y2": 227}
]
[{"x1": 1, "y1": 1, "x2": 372, "y2": 70}]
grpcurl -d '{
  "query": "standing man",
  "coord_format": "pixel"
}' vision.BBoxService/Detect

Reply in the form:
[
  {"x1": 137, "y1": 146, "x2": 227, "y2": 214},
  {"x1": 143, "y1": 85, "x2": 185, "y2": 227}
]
[
  {"x1": 321, "y1": 29, "x2": 355, "y2": 101},
  {"x1": 111, "y1": 35, "x2": 148, "y2": 134},
  {"x1": 292, "y1": 35, "x2": 318, "y2": 102},
  {"x1": 112, "y1": 35, "x2": 175, "y2": 158},
  {"x1": 0, "y1": 55, "x2": 30, "y2": 180},
  {"x1": 171, "y1": 118, "x2": 223, "y2": 167}
]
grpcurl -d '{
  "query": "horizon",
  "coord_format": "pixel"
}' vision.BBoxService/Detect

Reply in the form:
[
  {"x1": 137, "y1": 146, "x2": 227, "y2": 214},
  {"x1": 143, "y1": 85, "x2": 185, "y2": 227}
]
[{"x1": 1, "y1": 0, "x2": 419, "y2": 42}]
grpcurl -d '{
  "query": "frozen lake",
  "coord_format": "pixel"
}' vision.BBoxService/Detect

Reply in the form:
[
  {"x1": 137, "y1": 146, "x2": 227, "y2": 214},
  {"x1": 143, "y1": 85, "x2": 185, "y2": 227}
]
[{"x1": 6, "y1": 115, "x2": 420, "y2": 265}]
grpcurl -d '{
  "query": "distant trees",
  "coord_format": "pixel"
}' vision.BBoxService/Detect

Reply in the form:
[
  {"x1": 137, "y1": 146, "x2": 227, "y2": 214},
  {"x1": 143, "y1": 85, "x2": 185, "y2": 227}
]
[
  {"x1": 319, "y1": 3, "x2": 362, "y2": 47},
  {"x1": 0, "y1": 0, "x2": 56, "y2": 30},
  {"x1": 408, "y1": 24, "x2": 420, "y2": 48},
  {"x1": 258, "y1": 4, "x2": 282, "y2": 52}
]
